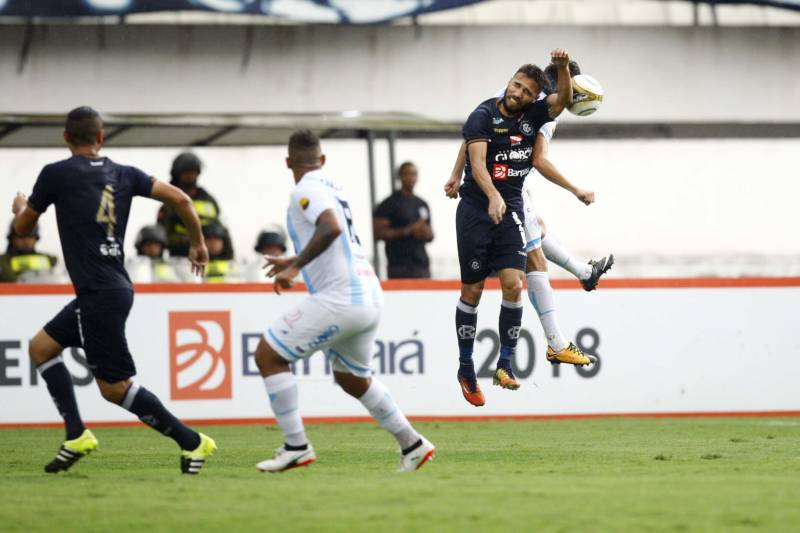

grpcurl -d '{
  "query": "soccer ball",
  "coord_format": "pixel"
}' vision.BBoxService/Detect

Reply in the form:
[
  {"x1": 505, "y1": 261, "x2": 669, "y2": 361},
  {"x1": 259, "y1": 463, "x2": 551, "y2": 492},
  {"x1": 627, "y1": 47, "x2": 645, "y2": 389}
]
[{"x1": 568, "y1": 74, "x2": 604, "y2": 116}]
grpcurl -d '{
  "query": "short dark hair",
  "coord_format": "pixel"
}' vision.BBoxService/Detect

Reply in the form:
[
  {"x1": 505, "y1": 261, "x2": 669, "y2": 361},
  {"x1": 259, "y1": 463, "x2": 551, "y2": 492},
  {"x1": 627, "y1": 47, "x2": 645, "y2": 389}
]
[
  {"x1": 65, "y1": 106, "x2": 103, "y2": 146},
  {"x1": 515, "y1": 64, "x2": 549, "y2": 94},
  {"x1": 398, "y1": 161, "x2": 416, "y2": 174},
  {"x1": 288, "y1": 130, "x2": 320, "y2": 152},
  {"x1": 544, "y1": 61, "x2": 582, "y2": 93},
  {"x1": 288, "y1": 130, "x2": 321, "y2": 165}
]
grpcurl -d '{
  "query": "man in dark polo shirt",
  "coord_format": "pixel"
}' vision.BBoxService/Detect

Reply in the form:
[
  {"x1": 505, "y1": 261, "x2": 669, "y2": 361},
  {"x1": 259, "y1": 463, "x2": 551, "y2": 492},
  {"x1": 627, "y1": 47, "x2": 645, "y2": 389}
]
[{"x1": 373, "y1": 162, "x2": 434, "y2": 278}]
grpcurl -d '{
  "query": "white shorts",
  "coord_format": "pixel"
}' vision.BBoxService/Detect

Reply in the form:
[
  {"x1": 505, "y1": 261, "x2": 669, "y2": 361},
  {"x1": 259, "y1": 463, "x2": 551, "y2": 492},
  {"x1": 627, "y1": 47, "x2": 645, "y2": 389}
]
[
  {"x1": 522, "y1": 190, "x2": 542, "y2": 252},
  {"x1": 265, "y1": 294, "x2": 382, "y2": 377}
]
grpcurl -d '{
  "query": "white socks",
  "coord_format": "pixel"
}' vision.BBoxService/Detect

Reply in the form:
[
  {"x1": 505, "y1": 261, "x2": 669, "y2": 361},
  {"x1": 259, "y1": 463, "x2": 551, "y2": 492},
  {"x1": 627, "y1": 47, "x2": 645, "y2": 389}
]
[
  {"x1": 263, "y1": 372, "x2": 308, "y2": 447},
  {"x1": 359, "y1": 379, "x2": 420, "y2": 450},
  {"x1": 542, "y1": 234, "x2": 592, "y2": 280},
  {"x1": 526, "y1": 271, "x2": 568, "y2": 351}
]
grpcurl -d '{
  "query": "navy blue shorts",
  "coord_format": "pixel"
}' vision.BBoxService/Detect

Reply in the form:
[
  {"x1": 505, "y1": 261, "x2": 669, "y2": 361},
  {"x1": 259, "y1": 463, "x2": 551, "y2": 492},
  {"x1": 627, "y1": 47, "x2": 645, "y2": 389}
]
[
  {"x1": 456, "y1": 200, "x2": 527, "y2": 284},
  {"x1": 44, "y1": 288, "x2": 136, "y2": 383}
]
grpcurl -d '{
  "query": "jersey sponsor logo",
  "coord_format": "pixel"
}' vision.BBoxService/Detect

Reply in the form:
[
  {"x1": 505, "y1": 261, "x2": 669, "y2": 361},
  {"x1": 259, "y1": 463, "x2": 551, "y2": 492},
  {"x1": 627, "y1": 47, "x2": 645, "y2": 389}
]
[
  {"x1": 507, "y1": 167, "x2": 531, "y2": 178},
  {"x1": 299, "y1": 197, "x2": 310, "y2": 210},
  {"x1": 493, "y1": 117, "x2": 504, "y2": 125},
  {"x1": 493, "y1": 127, "x2": 508, "y2": 134},
  {"x1": 510, "y1": 135, "x2": 523, "y2": 145},
  {"x1": 492, "y1": 164, "x2": 509, "y2": 181},
  {"x1": 520, "y1": 121, "x2": 533, "y2": 135},
  {"x1": 296, "y1": 325, "x2": 340, "y2": 354},
  {"x1": 169, "y1": 311, "x2": 232, "y2": 400},
  {"x1": 495, "y1": 146, "x2": 532, "y2": 163}
]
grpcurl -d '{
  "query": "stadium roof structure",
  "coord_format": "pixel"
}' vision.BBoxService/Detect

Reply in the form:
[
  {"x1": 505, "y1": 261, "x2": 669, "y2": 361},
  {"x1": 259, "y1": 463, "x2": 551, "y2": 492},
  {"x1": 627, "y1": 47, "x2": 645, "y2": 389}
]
[
  {"x1": 3, "y1": 112, "x2": 798, "y2": 149},
  {"x1": 0, "y1": 111, "x2": 463, "y2": 148}
]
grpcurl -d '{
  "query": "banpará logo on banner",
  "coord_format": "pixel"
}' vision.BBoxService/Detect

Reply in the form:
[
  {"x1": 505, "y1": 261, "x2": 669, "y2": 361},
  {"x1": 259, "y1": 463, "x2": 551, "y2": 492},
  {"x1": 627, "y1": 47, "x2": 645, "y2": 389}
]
[{"x1": 169, "y1": 311, "x2": 232, "y2": 400}]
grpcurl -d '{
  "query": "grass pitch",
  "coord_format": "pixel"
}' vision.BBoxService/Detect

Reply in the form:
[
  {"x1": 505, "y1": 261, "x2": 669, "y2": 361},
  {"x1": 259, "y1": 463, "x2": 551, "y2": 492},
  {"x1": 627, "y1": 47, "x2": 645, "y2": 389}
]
[{"x1": 1, "y1": 418, "x2": 799, "y2": 532}]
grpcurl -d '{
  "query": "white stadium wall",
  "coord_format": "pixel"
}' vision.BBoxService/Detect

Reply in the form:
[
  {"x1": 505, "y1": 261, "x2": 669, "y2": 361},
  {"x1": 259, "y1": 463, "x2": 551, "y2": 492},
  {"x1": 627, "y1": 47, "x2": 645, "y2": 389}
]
[
  {"x1": 1, "y1": 280, "x2": 798, "y2": 425},
  {"x1": 1, "y1": 24, "x2": 799, "y2": 122},
  {"x1": 2, "y1": 138, "x2": 800, "y2": 279}
]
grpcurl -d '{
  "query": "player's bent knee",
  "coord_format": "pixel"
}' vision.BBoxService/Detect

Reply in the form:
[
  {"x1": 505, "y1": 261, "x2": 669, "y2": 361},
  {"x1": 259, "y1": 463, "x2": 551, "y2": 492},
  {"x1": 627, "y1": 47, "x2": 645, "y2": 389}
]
[
  {"x1": 334, "y1": 372, "x2": 371, "y2": 398},
  {"x1": 28, "y1": 330, "x2": 63, "y2": 366},
  {"x1": 96, "y1": 378, "x2": 131, "y2": 404},
  {"x1": 526, "y1": 249, "x2": 548, "y2": 273},
  {"x1": 255, "y1": 336, "x2": 291, "y2": 377},
  {"x1": 460, "y1": 281, "x2": 485, "y2": 305}
]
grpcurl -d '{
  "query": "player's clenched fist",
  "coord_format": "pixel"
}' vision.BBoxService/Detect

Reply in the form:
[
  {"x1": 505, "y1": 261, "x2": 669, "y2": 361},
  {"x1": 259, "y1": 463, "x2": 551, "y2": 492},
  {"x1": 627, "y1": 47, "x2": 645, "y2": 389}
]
[{"x1": 550, "y1": 48, "x2": 570, "y2": 67}]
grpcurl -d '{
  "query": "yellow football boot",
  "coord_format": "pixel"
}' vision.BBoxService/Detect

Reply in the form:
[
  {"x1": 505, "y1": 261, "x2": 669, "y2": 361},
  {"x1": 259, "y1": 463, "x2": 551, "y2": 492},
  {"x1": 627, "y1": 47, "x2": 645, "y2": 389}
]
[
  {"x1": 44, "y1": 429, "x2": 99, "y2": 473},
  {"x1": 493, "y1": 367, "x2": 520, "y2": 390},
  {"x1": 546, "y1": 343, "x2": 596, "y2": 366},
  {"x1": 181, "y1": 433, "x2": 217, "y2": 475}
]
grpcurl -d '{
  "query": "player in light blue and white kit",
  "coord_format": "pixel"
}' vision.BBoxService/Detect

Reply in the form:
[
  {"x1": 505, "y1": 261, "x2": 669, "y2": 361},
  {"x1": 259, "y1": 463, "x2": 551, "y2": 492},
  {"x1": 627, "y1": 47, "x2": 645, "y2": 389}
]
[{"x1": 253, "y1": 130, "x2": 435, "y2": 473}]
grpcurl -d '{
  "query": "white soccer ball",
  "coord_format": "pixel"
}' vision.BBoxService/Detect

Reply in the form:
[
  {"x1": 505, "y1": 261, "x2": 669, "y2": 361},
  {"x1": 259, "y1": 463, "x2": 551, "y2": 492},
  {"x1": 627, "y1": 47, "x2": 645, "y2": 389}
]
[{"x1": 568, "y1": 74, "x2": 604, "y2": 117}]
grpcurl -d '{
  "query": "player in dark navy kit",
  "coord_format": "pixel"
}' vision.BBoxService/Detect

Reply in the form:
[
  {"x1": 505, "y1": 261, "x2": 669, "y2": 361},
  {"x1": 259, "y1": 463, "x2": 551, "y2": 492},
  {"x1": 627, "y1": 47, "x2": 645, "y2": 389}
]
[
  {"x1": 11, "y1": 107, "x2": 217, "y2": 474},
  {"x1": 454, "y1": 49, "x2": 589, "y2": 407}
]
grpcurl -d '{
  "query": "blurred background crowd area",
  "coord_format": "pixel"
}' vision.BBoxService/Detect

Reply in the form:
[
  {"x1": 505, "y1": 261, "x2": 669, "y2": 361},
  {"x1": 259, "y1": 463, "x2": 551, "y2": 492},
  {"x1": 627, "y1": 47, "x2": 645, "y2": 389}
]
[{"x1": 1, "y1": 0, "x2": 799, "y2": 283}]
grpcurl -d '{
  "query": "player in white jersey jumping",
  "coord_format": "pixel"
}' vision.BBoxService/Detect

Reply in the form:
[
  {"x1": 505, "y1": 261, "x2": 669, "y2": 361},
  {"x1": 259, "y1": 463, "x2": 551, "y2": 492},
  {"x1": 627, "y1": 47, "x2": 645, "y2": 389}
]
[{"x1": 253, "y1": 130, "x2": 435, "y2": 473}]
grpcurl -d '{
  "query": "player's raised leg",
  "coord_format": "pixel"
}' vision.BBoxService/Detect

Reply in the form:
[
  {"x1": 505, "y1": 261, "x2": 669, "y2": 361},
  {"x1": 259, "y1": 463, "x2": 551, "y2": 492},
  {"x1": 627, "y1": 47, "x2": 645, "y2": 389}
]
[
  {"x1": 541, "y1": 227, "x2": 613, "y2": 291},
  {"x1": 494, "y1": 269, "x2": 524, "y2": 390},
  {"x1": 29, "y1": 326, "x2": 97, "y2": 473},
  {"x1": 525, "y1": 249, "x2": 594, "y2": 366},
  {"x1": 254, "y1": 336, "x2": 315, "y2": 473},
  {"x1": 454, "y1": 200, "x2": 491, "y2": 407},
  {"x1": 455, "y1": 281, "x2": 485, "y2": 406}
]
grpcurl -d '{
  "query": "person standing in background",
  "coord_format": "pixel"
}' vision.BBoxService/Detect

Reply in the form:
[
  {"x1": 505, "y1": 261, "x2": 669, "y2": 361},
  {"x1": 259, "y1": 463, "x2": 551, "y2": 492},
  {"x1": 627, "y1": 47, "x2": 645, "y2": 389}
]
[
  {"x1": 373, "y1": 162, "x2": 434, "y2": 278},
  {"x1": 157, "y1": 152, "x2": 233, "y2": 258}
]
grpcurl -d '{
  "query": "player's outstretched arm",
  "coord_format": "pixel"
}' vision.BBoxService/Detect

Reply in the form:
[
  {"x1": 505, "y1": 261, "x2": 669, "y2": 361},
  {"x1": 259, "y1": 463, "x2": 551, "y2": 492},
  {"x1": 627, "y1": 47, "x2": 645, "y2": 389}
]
[
  {"x1": 11, "y1": 193, "x2": 40, "y2": 236},
  {"x1": 150, "y1": 180, "x2": 208, "y2": 276},
  {"x1": 532, "y1": 133, "x2": 594, "y2": 205},
  {"x1": 267, "y1": 209, "x2": 341, "y2": 294},
  {"x1": 467, "y1": 141, "x2": 506, "y2": 224},
  {"x1": 444, "y1": 142, "x2": 467, "y2": 199},
  {"x1": 544, "y1": 48, "x2": 573, "y2": 119}
]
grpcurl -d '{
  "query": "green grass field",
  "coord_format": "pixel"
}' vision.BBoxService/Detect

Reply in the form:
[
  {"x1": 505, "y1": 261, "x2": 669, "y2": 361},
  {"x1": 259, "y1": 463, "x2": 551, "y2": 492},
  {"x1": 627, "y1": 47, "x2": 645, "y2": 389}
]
[{"x1": 1, "y1": 418, "x2": 799, "y2": 532}]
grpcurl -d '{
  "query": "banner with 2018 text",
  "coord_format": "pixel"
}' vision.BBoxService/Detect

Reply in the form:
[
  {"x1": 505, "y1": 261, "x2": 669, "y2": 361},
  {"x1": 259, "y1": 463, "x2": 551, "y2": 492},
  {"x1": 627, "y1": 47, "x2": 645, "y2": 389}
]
[{"x1": 0, "y1": 280, "x2": 798, "y2": 425}]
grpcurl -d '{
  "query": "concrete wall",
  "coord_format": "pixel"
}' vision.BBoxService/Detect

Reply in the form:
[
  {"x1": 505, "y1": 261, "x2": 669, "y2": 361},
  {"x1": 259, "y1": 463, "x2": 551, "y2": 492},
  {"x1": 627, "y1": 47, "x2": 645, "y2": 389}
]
[
  {"x1": 3, "y1": 137, "x2": 799, "y2": 279},
  {"x1": 1, "y1": 24, "x2": 799, "y2": 122}
]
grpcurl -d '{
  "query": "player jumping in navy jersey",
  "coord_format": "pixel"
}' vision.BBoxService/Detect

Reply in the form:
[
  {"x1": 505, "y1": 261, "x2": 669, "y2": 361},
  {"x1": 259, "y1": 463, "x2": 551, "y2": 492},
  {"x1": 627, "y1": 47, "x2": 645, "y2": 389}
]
[
  {"x1": 448, "y1": 58, "x2": 609, "y2": 399},
  {"x1": 11, "y1": 107, "x2": 217, "y2": 474},
  {"x1": 454, "y1": 49, "x2": 586, "y2": 406}
]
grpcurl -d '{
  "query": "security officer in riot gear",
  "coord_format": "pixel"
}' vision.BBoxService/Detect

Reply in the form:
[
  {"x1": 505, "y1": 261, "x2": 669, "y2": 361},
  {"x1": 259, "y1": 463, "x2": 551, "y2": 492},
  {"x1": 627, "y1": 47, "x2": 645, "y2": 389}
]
[
  {"x1": 127, "y1": 224, "x2": 180, "y2": 282},
  {"x1": 157, "y1": 152, "x2": 232, "y2": 258},
  {"x1": 203, "y1": 222, "x2": 239, "y2": 283},
  {"x1": 254, "y1": 226, "x2": 287, "y2": 257},
  {"x1": 0, "y1": 221, "x2": 58, "y2": 282},
  {"x1": 246, "y1": 225, "x2": 288, "y2": 282}
]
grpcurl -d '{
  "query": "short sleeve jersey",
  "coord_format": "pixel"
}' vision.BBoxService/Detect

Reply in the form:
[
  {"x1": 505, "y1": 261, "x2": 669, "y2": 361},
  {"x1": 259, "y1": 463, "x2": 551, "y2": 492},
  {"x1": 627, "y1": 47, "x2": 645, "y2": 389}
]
[
  {"x1": 460, "y1": 97, "x2": 551, "y2": 211},
  {"x1": 287, "y1": 169, "x2": 382, "y2": 306},
  {"x1": 27, "y1": 155, "x2": 154, "y2": 294},
  {"x1": 373, "y1": 192, "x2": 431, "y2": 272}
]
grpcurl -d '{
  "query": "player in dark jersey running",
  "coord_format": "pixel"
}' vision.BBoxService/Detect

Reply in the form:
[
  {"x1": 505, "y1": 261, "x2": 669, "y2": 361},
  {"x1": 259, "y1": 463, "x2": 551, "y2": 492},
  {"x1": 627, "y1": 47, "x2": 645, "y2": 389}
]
[
  {"x1": 454, "y1": 49, "x2": 587, "y2": 407},
  {"x1": 11, "y1": 106, "x2": 217, "y2": 474}
]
